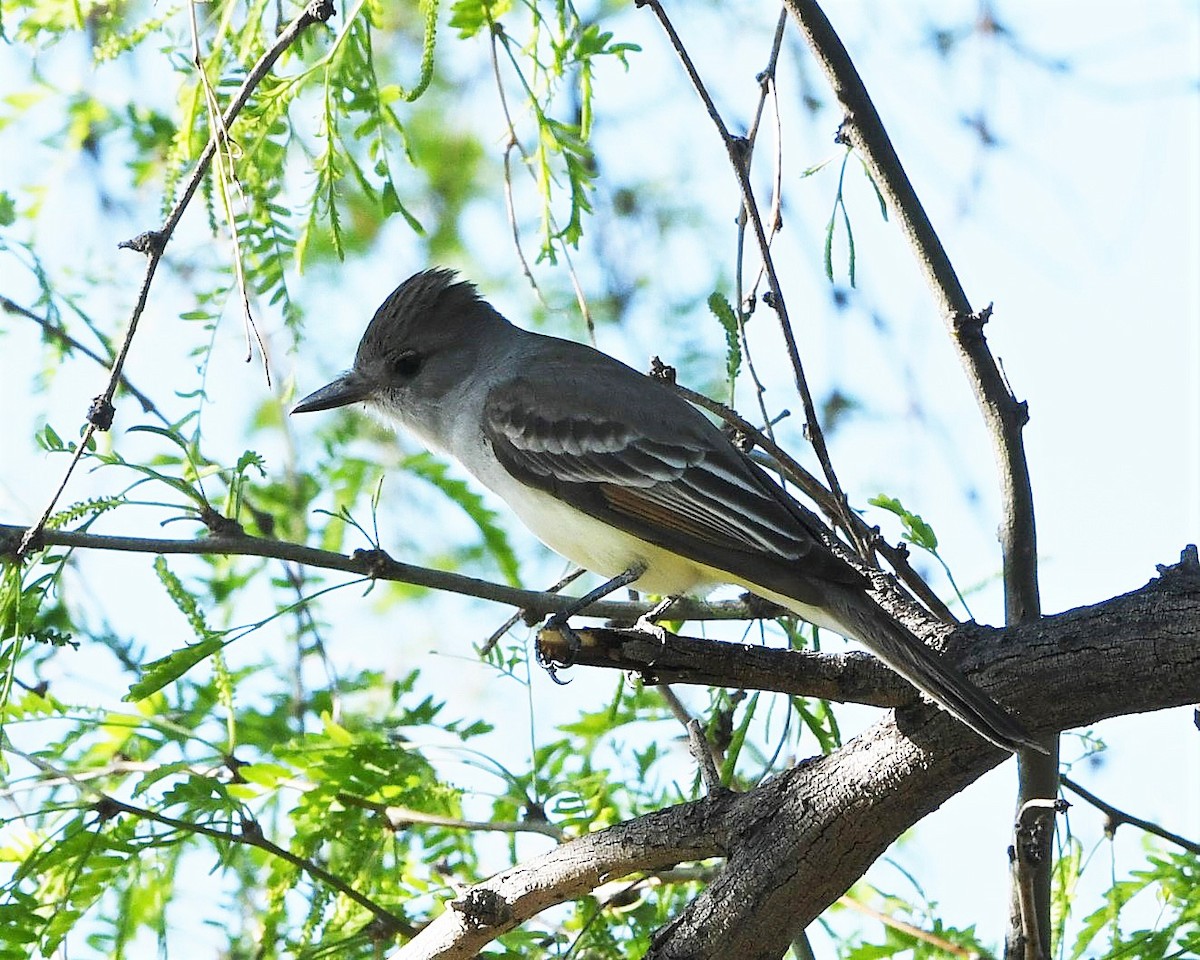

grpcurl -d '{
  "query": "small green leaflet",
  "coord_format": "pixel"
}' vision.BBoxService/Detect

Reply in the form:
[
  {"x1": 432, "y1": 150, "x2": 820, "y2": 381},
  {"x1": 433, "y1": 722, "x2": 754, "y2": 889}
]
[
  {"x1": 707, "y1": 291, "x2": 743, "y2": 393},
  {"x1": 125, "y1": 636, "x2": 224, "y2": 702},
  {"x1": 868, "y1": 493, "x2": 937, "y2": 551}
]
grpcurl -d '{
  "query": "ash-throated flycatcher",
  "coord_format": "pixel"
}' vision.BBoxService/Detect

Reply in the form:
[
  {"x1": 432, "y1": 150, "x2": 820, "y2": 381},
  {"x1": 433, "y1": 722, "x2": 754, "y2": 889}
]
[{"x1": 293, "y1": 268, "x2": 1040, "y2": 753}]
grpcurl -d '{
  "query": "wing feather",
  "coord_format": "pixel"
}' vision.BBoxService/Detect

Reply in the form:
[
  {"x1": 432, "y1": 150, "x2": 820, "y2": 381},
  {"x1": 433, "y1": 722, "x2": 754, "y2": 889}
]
[{"x1": 482, "y1": 365, "x2": 864, "y2": 592}]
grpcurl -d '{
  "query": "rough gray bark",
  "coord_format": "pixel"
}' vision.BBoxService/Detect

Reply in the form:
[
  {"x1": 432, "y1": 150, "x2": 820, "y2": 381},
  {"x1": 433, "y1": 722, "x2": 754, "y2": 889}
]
[{"x1": 395, "y1": 551, "x2": 1200, "y2": 960}]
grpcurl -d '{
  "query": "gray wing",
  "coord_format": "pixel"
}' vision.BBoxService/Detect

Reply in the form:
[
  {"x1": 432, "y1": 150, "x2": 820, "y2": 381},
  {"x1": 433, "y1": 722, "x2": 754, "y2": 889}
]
[{"x1": 481, "y1": 351, "x2": 864, "y2": 599}]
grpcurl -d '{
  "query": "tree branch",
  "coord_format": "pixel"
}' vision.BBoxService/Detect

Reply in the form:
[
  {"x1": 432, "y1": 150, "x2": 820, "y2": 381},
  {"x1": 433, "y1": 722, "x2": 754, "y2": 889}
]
[
  {"x1": 1010, "y1": 798, "x2": 1067, "y2": 960},
  {"x1": 338, "y1": 796, "x2": 566, "y2": 841},
  {"x1": 782, "y1": 3, "x2": 1039, "y2": 593},
  {"x1": 15, "y1": 0, "x2": 336, "y2": 560},
  {"x1": 0, "y1": 294, "x2": 167, "y2": 424},
  {"x1": 537, "y1": 623, "x2": 916, "y2": 707},
  {"x1": 6, "y1": 739, "x2": 413, "y2": 938},
  {"x1": 781, "y1": 3, "x2": 1055, "y2": 953},
  {"x1": 0, "y1": 522, "x2": 751, "y2": 624},
  {"x1": 635, "y1": 0, "x2": 860, "y2": 548},
  {"x1": 1060, "y1": 774, "x2": 1200, "y2": 855},
  {"x1": 666, "y1": 377, "x2": 956, "y2": 622},
  {"x1": 386, "y1": 551, "x2": 1200, "y2": 959},
  {"x1": 395, "y1": 795, "x2": 738, "y2": 959}
]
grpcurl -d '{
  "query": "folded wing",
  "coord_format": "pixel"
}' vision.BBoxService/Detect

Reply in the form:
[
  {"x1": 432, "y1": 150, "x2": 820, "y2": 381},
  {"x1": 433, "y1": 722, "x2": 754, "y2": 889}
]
[{"x1": 482, "y1": 355, "x2": 864, "y2": 604}]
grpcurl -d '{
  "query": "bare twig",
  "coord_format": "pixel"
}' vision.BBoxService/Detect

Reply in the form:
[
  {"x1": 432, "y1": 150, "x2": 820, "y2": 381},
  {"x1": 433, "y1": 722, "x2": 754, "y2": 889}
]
[
  {"x1": 636, "y1": 0, "x2": 861, "y2": 552},
  {"x1": 478, "y1": 567, "x2": 587, "y2": 657},
  {"x1": 1009, "y1": 798, "x2": 1067, "y2": 960},
  {"x1": 782, "y1": 0, "x2": 1040, "y2": 630},
  {"x1": 486, "y1": 21, "x2": 594, "y2": 339},
  {"x1": 186, "y1": 0, "x2": 271, "y2": 384},
  {"x1": 277, "y1": 558, "x2": 342, "y2": 727},
  {"x1": 488, "y1": 30, "x2": 547, "y2": 308},
  {"x1": 1060, "y1": 774, "x2": 1200, "y2": 854},
  {"x1": 0, "y1": 294, "x2": 168, "y2": 424},
  {"x1": 842, "y1": 896, "x2": 981, "y2": 958},
  {"x1": 15, "y1": 0, "x2": 335, "y2": 560},
  {"x1": 337, "y1": 795, "x2": 565, "y2": 840},
  {"x1": 687, "y1": 719, "x2": 724, "y2": 793},
  {"x1": 0, "y1": 522, "x2": 754, "y2": 624},
  {"x1": 658, "y1": 683, "x2": 698, "y2": 728},
  {"x1": 734, "y1": 8, "x2": 789, "y2": 431},
  {"x1": 665, "y1": 377, "x2": 956, "y2": 623}
]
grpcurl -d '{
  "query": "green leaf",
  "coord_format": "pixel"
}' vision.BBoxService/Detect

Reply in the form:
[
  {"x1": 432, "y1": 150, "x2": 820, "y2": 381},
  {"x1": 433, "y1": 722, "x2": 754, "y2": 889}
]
[
  {"x1": 870, "y1": 494, "x2": 976, "y2": 616},
  {"x1": 40, "y1": 423, "x2": 63, "y2": 451},
  {"x1": 151, "y1": 555, "x2": 218, "y2": 641},
  {"x1": 719, "y1": 692, "x2": 759, "y2": 786},
  {"x1": 707, "y1": 291, "x2": 743, "y2": 395},
  {"x1": 395, "y1": 0, "x2": 439, "y2": 102},
  {"x1": 449, "y1": 0, "x2": 511, "y2": 38},
  {"x1": 868, "y1": 494, "x2": 938, "y2": 551},
  {"x1": 124, "y1": 636, "x2": 224, "y2": 701}
]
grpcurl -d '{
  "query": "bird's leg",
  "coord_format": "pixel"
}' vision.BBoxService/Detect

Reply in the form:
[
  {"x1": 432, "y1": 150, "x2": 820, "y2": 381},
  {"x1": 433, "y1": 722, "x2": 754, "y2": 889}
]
[
  {"x1": 633, "y1": 595, "x2": 679, "y2": 643},
  {"x1": 545, "y1": 560, "x2": 648, "y2": 628},
  {"x1": 540, "y1": 561, "x2": 648, "y2": 669}
]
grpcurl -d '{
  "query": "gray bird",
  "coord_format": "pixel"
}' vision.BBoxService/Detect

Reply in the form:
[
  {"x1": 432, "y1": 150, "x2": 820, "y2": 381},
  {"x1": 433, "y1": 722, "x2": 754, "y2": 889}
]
[{"x1": 294, "y1": 268, "x2": 1042, "y2": 754}]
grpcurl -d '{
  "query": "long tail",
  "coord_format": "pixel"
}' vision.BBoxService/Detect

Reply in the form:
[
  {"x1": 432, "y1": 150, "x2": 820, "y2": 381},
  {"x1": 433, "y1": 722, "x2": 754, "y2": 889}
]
[{"x1": 813, "y1": 587, "x2": 1045, "y2": 754}]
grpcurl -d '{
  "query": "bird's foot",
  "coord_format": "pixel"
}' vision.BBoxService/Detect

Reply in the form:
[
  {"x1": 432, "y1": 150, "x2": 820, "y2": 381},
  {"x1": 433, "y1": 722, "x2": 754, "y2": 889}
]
[
  {"x1": 536, "y1": 613, "x2": 581, "y2": 684},
  {"x1": 632, "y1": 614, "x2": 669, "y2": 644},
  {"x1": 632, "y1": 595, "x2": 678, "y2": 644}
]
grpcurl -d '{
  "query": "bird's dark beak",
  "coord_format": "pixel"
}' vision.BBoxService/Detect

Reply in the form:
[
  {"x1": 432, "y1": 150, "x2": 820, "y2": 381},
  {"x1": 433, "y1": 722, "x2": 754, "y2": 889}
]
[{"x1": 291, "y1": 371, "x2": 374, "y2": 414}]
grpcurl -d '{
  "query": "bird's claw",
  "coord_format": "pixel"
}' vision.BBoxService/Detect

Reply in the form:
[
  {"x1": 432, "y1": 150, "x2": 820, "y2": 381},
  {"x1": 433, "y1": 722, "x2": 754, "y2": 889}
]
[{"x1": 536, "y1": 614, "x2": 581, "y2": 684}]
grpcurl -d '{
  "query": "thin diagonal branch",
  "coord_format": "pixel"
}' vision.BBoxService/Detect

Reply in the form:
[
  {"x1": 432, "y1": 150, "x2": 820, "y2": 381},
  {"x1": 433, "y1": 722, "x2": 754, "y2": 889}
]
[
  {"x1": 1060, "y1": 774, "x2": 1200, "y2": 854},
  {"x1": 15, "y1": 0, "x2": 336, "y2": 560},
  {"x1": 734, "y1": 8, "x2": 789, "y2": 434},
  {"x1": 337, "y1": 796, "x2": 566, "y2": 841},
  {"x1": 664, "y1": 377, "x2": 955, "y2": 622},
  {"x1": 636, "y1": 0, "x2": 861, "y2": 553},
  {"x1": 781, "y1": 4, "x2": 1055, "y2": 955},
  {"x1": 782, "y1": 0, "x2": 1040, "y2": 629},
  {"x1": 487, "y1": 20, "x2": 593, "y2": 337},
  {"x1": 5, "y1": 739, "x2": 413, "y2": 938},
  {"x1": 0, "y1": 294, "x2": 168, "y2": 424}
]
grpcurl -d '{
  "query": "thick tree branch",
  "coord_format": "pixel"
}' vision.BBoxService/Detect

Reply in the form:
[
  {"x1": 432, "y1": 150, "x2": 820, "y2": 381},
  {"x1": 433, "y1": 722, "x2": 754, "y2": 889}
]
[
  {"x1": 388, "y1": 552, "x2": 1200, "y2": 959},
  {"x1": 395, "y1": 797, "x2": 737, "y2": 959},
  {"x1": 537, "y1": 624, "x2": 916, "y2": 707}
]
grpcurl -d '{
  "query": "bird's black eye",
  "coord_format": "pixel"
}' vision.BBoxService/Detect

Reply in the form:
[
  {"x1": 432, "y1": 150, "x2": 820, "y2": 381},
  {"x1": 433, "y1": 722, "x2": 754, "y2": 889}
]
[{"x1": 390, "y1": 349, "x2": 422, "y2": 377}]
